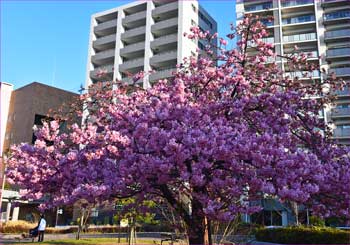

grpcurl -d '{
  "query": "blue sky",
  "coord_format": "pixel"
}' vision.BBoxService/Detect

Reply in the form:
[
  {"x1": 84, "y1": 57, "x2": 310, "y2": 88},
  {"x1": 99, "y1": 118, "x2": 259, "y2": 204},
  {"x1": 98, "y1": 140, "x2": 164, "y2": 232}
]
[{"x1": 1, "y1": 0, "x2": 236, "y2": 93}]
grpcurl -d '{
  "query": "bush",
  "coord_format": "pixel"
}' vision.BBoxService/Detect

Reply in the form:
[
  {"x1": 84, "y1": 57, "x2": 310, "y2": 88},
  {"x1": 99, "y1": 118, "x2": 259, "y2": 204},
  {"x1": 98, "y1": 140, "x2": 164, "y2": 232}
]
[
  {"x1": 310, "y1": 216, "x2": 325, "y2": 227},
  {"x1": 255, "y1": 226, "x2": 350, "y2": 244},
  {"x1": 0, "y1": 220, "x2": 36, "y2": 233}
]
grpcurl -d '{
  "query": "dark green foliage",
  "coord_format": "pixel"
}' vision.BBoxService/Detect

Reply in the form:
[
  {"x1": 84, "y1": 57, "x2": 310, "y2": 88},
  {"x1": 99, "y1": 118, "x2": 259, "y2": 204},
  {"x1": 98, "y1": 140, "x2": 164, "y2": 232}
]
[{"x1": 255, "y1": 226, "x2": 350, "y2": 244}]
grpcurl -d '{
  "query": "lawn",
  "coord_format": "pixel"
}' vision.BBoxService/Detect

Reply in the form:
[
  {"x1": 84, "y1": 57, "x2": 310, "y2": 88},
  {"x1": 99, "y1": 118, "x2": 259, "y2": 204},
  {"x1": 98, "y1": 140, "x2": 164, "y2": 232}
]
[{"x1": 1, "y1": 238, "x2": 164, "y2": 245}]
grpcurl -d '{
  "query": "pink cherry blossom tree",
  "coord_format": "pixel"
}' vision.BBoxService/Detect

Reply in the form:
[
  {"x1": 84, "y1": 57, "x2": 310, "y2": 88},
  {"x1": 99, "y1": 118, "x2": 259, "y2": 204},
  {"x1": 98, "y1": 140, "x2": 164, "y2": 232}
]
[{"x1": 6, "y1": 15, "x2": 350, "y2": 244}]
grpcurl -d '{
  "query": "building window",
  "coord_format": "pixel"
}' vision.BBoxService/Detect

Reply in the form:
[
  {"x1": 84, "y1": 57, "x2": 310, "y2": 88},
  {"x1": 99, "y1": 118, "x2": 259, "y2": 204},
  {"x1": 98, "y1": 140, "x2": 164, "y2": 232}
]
[
  {"x1": 191, "y1": 19, "x2": 197, "y2": 26},
  {"x1": 191, "y1": 4, "x2": 197, "y2": 13},
  {"x1": 198, "y1": 41, "x2": 205, "y2": 50},
  {"x1": 199, "y1": 11, "x2": 213, "y2": 29}
]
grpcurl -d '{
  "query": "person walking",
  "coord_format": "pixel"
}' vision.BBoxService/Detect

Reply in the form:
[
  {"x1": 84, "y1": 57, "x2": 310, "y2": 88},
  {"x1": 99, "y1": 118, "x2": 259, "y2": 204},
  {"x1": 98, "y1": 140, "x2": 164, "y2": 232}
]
[{"x1": 37, "y1": 214, "x2": 46, "y2": 242}]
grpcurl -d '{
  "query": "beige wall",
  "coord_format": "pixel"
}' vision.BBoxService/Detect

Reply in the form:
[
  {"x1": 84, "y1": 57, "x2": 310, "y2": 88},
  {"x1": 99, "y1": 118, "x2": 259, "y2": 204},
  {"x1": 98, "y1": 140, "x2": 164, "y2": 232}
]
[{"x1": 3, "y1": 82, "x2": 78, "y2": 152}]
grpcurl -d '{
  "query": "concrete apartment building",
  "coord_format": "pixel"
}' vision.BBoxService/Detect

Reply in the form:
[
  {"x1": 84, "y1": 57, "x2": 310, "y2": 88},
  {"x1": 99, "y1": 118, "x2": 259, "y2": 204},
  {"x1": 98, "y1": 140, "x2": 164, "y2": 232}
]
[
  {"x1": 236, "y1": 0, "x2": 350, "y2": 226},
  {"x1": 0, "y1": 82, "x2": 77, "y2": 224},
  {"x1": 236, "y1": 0, "x2": 350, "y2": 145},
  {"x1": 85, "y1": 0, "x2": 217, "y2": 88}
]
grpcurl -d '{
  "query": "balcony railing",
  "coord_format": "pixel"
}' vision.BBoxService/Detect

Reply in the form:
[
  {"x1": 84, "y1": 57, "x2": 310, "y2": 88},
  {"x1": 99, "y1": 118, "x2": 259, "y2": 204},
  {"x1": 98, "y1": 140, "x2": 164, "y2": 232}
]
[
  {"x1": 333, "y1": 128, "x2": 350, "y2": 138},
  {"x1": 285, "y1": 70, "x2": 320, "y2": 78},
  {"x1": 122, "y1": 57, "x2": 144, "y2": 66},
  {"x1": 150, "y1": 68, "x2": 176, "y2": 81},
  {"x1": 154, "y1": 33, "x2": 178, "y2": 42},
  {"x1": 90, "y1": 64, "x2": 114, "y2": 79},
  {"x1": 245, "y1": 2, "x2": 273, "y2": 12},
  {"x1": 261, "y1": 20, "x2": 274, "y2": 27},
  {"x1": 95, "y1": 19, "x2": 118, "y2": 31},
  {"x1": 335, "y1": 88, "x2": 350, "y2": 96},
  {"x1": 283, "y1": 32, "x2": 316, "y2": 43},
  {"x1": 329, "y1": 67, "x2": 350, "y2": 76},
  {"x1": 282, "y1": 15, "x2": 315, "y2": 25},
  {"x1": 324, "y1": 10, "x2": 350, "y2": 21},
  {"x1": 331, "y1": 107, "x2": 350, "y2": 117},
  {"x1": 327, "y1": 48, "x2": 350, "y2": 57},
  {"x1": 325, "y1": 29, "x2": 350, "y2": 39},
  {"x1": 281, "y1": 0, "x2": 314, "y2": 7},
  {"x1": 93, "y1": 34, "x2": 116, "y2": 46}
]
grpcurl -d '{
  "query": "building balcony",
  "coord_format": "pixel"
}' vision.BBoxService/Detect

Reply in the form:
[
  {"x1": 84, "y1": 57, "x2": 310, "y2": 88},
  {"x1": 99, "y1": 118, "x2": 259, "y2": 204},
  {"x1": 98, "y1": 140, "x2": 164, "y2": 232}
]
[
  {"x1": 123, "y1": 11, "x2": 146, "y2": 24},
  {"x1": 333, "y1": 127, "x2": 350, "y2": 138},
  {"x1": 150, "y1": 50, "x2": 177, "y2": 66},
  {"x1": 121, "y1": 26, "x2": 146, "y2": 42},
  {"x1": 94, "y1": 19, "x2": 118, "y2": 36},
  {"x1": 120, "y1": 41, "x2": 145, "y2": 56},
  {"x1": 244, "y1": 2, "x2": 273, "y2": 12},
  {"x1": 281, "y1": 0, "x2": 314, "y2": 8},
  {"x1": 335, "y1": 88, "x2": 350, "y2": 97},
  {"x1": 324, "y1": 10, "x2": 350, "y2": 23},
  {"x1": 329, "y1": 67, "x2": 350, "y2": 77},
  {"x1": 325, "y1": 29, "x2": 350, "y2": 42},
  {"x1": 151, "y1": 34, "x2": 178, "y2": 49},
  {"x1": 93, "y1": 34, "x2": 116, "y2": 50},
  {"x1": 151, "y1": 17, "x2": 178, "y2": 35},
  {"x1": 285, "y1": 70, "x2": 320, "y2": 79},
  {"x1": 91, "y1": 49, "x2": 115, "y2": 65},
  {"x1": 119, "y1": 58, "x2": 144, "y2": 72},
  {"x1": 321, "y1": 0, "x2": 348, "y2": 7},
  {"x1": 90, "y1": 64, "x2": 114, "y2": 80},
  {"x1": 282, "y1": 15, "x2": 315, "y2": 25},
  {"x1": 152, "y1": 1, "x2": 178, "y2": 16},
  {"x1": 283, "y1": 32, "x2": 316, "y2": 43},
  {"x1": 326, "y1": 48, "x2": 350, "y2": 59},
  {"x1": 331, "y1": 107, "x2": 350, "y2": 118},
  {"x1": 149, "y1": 68, "x2": 176, "y2": 82}
]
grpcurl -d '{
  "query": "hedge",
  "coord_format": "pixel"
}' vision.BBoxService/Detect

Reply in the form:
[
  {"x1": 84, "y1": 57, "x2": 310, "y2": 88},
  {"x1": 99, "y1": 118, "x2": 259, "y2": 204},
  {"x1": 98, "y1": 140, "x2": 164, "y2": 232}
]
[
  {"x1": 255, "y1": 226, "x2": 350, "y2": 244},
  {"x1": 0, "y1": 221, "x2": 171, "y2": 234}
]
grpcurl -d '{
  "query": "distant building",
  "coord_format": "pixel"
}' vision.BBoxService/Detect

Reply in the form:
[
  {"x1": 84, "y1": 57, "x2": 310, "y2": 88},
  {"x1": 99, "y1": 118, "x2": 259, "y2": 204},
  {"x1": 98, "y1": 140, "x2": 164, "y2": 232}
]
[
  {"x1": 86, "y1": 0, "x2": 217, "y2": 88},
  {"x1": 0, "y1": 82, "x2": 78, "y2": 224}
]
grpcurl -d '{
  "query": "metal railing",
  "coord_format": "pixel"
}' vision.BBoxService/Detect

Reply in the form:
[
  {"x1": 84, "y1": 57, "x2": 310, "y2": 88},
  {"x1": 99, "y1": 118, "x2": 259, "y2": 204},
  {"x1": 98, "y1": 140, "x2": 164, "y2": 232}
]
[
  {"x1": 285, "y1": 70, "x2": 320, "y2": 78},
  {"x1": 327, "y1": 48, "x2": 350, "y2": 57},
  {"x1": 333, "y1": 128, "x2": 350, "y2": 137},
  {"x1": 245, "y1": 2, "x2": 273, "y2": 12},
  {"x1": 329, "y1": 67, "x2": 350, "y2": 76},
  {"x1": 325, "y1": 29, "x2": 350, "y2": 39},
  {"x1": 282, "y1": 15, "x2": 315, "y2": 25},
  {"x1": 281, "y1": 0, "x2": 314, "y2": 7},
  {"x1": 324, "y1": 10, "x2": 350, "y2": 20},
  {"x1": 283, "y1": 32, "x2": 316, "y2": 42}
]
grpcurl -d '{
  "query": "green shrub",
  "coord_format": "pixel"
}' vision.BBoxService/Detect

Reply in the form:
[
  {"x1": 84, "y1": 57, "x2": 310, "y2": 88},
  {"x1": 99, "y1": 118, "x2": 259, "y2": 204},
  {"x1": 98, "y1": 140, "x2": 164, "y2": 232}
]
[
  {"x1": 310, "y1": 216, "x2": 325, "y2": 227},
  {"x1": 255, "y1": 226, "x2": 350, "y2": 244}
]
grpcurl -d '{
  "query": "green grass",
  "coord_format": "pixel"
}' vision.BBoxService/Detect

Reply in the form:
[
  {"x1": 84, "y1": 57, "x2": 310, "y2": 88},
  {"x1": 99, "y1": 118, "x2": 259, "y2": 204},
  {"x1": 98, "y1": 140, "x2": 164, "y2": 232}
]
[{"x1": 3, "y1": 238, "x2": 160, "y2": 245}]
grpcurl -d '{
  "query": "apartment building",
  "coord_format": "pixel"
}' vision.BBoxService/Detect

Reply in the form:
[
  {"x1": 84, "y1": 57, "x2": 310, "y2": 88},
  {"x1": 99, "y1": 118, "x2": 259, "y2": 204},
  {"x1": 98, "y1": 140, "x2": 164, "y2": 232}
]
[
  {"x1": 236, "y1": 0, "x2": 350, "y2": 145},
  {"x1": 236, "y1": 0, "x2": 350, "y2": 226},
  {"x1": 85, "y1": 0, "x2": 217, "y2": 88}
]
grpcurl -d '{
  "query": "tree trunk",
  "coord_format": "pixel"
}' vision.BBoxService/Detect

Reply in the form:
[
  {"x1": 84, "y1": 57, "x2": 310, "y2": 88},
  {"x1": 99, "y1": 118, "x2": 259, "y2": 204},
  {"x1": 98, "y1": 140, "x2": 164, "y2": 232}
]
[{"x1": 186, "y1": 211, "x2": 206, "y2": 244}]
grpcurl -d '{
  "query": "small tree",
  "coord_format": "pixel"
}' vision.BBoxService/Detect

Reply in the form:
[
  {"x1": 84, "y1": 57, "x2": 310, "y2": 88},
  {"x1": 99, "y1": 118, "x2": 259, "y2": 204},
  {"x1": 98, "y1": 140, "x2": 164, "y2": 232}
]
[{"x1": 7, "y1": 16, "x2": 350, "y2": 244}]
